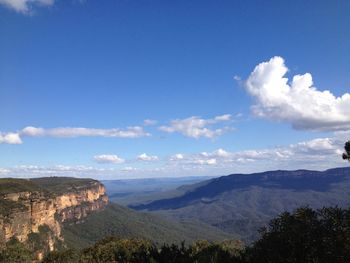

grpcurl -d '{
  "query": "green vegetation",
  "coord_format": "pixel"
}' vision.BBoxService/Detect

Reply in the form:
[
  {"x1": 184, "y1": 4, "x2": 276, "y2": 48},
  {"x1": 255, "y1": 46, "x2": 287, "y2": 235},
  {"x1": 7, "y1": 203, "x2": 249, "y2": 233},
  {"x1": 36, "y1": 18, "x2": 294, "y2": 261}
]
[
  {"x1": 0, "y1": 238, "x2": 32, "y2": 263},
  {"x1": 62, "y1": 203, "x2": 233, "y2": 249},
  {"x1": 41, "y1": 249, "x2": 79, "y2": 263},
  {"x1": 0, "y1": 177, "x2": 99, "y2": 217},
  {"x1": 41, "y1": 206, "x2": 350, "y2": 263},
  {"x1": 32, "y1": 177, "x2": 99, "y2": 195},
  {"x1": 27, "y1": 224, "x2": 65, "y2": 255},
  {"x1": 0, "y1": 225, "x2": 66, "y2": 263},
  {"x1": 42, "y1": 237, "x2": 244, "y2": 263},
  {"x1": 246, "y1": 206, "x2": 350, "y2": 263},
  {"x1": 0, "y1": 199, "x2": 27, "y2": 216},
  {"x1": 0, "y1": 178, "x2": 42, "y2": 195},
  {"x1": 0, "y1": 177, "x2": 98, "y2": 197}
]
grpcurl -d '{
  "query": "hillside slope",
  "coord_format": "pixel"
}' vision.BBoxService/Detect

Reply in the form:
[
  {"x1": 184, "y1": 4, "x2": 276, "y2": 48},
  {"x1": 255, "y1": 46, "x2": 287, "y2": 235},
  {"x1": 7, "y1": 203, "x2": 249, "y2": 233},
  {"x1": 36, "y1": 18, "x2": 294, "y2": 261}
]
[
  {"x1": 131, "y1": 167, "x2": 350, "y2": 242},
  {"x1": 62, "y1": 202, "x2": 233, "y2": 249}
]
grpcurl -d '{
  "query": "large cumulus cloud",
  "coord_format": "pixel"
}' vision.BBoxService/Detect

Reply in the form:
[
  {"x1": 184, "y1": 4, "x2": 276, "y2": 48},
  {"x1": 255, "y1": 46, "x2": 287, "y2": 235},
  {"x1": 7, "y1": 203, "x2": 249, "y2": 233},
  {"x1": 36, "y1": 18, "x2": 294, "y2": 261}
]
[{"x1": 245, "y1": 56, "x2": 350, "y2": 131}]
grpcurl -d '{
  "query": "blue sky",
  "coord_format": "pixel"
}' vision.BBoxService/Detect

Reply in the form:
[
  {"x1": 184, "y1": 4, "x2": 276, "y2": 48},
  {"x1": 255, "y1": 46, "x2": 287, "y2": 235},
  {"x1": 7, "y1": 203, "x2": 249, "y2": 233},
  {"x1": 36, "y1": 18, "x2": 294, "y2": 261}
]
[{"x1": 0, "y1": 0, "x2": 349, "y2": 179}]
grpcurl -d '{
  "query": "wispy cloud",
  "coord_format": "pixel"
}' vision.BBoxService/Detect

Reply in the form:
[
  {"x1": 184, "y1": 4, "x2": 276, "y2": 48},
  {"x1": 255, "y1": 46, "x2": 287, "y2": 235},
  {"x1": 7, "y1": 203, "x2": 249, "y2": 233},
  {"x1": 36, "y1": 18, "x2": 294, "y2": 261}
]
[
  {"x1": 93, "y1": 154, "x2": 125, "y2": 164},
  {"x1": 169, "y1": 153, "x2": 184, "y2": 161},
  {"x1": 245, "y1": 56, "x2": 350, "y2": 131},
  {"x1": 159, "y1": 114, "x2": 233, "y2": 139},
  {"x1": 21, "y1": 126, "x2": 150, "y2": 138},
  {"x1": 0, "y1": 126, "x2": 150, "y2": 144},
  {"x1": 143, "y1": 119, "x2": 158, "y2": 126},
  {"x1": 0, "y1": 0, "x2": 54, "y2": 14},
  {"x1": 0, "y1": 135, "x2": 347, "y2": 179},
  {"x1": 121, "y1": 166, "x2": 138, "y2": 172},
  {"x1": 165, "y1": 136, "x2": 346, "y2": 174},
  {"x1": 137, "y1": 153, "x2": 159, "y2": 161}
]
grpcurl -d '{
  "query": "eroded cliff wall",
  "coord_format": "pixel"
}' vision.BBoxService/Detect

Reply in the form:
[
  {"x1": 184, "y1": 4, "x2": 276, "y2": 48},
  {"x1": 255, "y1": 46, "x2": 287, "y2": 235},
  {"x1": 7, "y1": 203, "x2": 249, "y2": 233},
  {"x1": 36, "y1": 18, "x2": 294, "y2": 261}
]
[{"x1": 0, "y1": 179, "x2": 108, "y2": 248}]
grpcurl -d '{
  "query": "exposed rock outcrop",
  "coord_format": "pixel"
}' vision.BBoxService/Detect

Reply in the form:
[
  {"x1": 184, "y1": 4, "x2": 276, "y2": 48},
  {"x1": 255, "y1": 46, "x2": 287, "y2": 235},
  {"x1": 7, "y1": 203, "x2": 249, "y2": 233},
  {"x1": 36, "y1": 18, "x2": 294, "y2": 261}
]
[{"x1": 0, "y1": 178, "x2": 108, "y2": 250}]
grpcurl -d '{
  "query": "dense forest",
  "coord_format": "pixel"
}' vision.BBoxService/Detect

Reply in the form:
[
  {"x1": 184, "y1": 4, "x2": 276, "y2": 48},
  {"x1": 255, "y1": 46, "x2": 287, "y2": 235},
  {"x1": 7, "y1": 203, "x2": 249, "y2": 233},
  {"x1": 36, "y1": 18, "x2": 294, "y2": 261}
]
[{"x1": 1, "y1": 205, "x2": 349, "y2": 263}]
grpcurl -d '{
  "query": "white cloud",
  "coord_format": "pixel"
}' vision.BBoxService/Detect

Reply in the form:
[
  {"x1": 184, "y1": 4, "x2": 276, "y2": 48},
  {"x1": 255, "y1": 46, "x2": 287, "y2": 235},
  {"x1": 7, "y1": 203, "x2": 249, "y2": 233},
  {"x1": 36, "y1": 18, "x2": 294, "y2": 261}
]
[
  {"x1": 170, "y1": 153, "x2": 184, "y2": 161},
  {"x1": 245, "y1": 56, "x2": 350, "y2": 131},
  {"x1": 294, "y1": 138, "x2": 334, "y2": 151},
  {"x1": 0, "y1": 132, "x2": 22, "y2": 144},
  {"x1": 165, "y1": 134, "x2": 346, "y2": 173},
  {"x1": 0, "y1": 134, "x2": 347, "y2": 179},
  {"x1": 0, "y1": 168, "x2": 10, "y2": 175},
  {"x1": 193, "y1": 158, "x2": 217, "y2": 165},
  {"x1": 159, "y1": 114, "x2": 233, "y2": 139},
  {"x1": 213, "y1": 148, "x2": 230, "y2": 158},
  {"x1": 21, "y1": 126, "x2": 150, "y2": 138},
  {"x1": 0, "y1": 0, "x2": 54, "y2": 14},
  {"x1": 137, "y1": 153, "x2": 159, "y2": 161},
  {"x1": 121, "y1": 166, "x2": 138, "y2": 172},
  {"x1": 0, "y1": 165, "x2": 113, "y2": 178},
  {"x1": 214, "y1": 114, "x2": 231, "y2": 121},
  {"x1": 0, "y1": 126, "x2": 150, "y2": 144},
  {"x1": 143, "y1": 119, "x2": 158, "y2": 126},
  {"x1": 93, "y1": 154, "x2": 125, "y2": 164}
]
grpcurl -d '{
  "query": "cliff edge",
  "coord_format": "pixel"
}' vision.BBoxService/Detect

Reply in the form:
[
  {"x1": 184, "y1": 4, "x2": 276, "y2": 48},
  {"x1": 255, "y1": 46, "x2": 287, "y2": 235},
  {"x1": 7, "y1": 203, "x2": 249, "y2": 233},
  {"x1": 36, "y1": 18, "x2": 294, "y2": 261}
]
[{"x1": 0, "y1": 177, "x2": 108, "y2": 259}]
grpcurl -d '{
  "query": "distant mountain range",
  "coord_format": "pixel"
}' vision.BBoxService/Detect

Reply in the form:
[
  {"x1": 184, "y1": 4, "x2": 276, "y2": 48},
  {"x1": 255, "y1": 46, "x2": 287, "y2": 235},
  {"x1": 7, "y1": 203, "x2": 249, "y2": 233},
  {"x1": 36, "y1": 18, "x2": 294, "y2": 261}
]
[
  {"x1": 130, "y1": 167, "x2": 350, "y2": 243},
  {"x1": 102, "y1": 176, "x2": 214, "y2": 205}
]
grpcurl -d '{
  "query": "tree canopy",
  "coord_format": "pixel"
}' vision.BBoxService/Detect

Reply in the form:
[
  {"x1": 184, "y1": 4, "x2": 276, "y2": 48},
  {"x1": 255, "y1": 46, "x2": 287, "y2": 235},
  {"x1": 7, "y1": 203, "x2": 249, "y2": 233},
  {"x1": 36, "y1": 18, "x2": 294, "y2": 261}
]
[
  {"x1": 39, "y1": 206, "x2": 350, "y2": 263},
  {"x1": 343, "y1": 141, "x2": 350, "y2": 161}
]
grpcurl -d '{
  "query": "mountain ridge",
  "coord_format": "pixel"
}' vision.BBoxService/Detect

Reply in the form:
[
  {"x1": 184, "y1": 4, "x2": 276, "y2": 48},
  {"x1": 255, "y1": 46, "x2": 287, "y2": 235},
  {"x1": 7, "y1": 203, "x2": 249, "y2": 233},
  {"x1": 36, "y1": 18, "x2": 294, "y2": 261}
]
[{"x1": 130, "y1": 167, "x2": 350, "y2": 242}]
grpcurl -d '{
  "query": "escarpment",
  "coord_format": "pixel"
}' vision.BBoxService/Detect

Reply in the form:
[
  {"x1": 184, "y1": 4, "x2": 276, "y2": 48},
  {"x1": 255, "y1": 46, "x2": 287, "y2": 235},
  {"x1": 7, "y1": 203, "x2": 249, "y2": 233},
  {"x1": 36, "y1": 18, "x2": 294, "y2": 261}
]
[{"x1": 0, "y1": 178, "x2": 108, "y2": 250}]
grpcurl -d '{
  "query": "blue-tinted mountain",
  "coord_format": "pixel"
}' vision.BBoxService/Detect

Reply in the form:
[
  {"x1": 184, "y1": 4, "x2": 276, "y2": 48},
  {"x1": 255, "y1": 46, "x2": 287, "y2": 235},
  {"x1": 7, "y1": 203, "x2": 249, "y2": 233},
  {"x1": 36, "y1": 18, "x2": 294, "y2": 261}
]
[{"x1": 130, "y1": 167, "x2": 350, "y2": 242}]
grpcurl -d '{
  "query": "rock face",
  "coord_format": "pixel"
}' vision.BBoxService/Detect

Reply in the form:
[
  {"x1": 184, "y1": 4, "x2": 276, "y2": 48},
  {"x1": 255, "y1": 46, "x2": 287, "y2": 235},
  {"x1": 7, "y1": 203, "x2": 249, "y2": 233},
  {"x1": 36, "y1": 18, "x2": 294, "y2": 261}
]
[{"x1": 0, "y1": 178, "x2": 108, "y2": 249}]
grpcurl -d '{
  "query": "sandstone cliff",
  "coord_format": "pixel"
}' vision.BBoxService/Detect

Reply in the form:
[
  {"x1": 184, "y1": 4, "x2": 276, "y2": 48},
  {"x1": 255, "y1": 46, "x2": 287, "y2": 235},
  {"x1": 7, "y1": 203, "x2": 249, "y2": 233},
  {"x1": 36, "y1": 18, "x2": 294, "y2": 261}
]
[{"x1": 0, "y1": 178, "x2": 108, "y2": 252}]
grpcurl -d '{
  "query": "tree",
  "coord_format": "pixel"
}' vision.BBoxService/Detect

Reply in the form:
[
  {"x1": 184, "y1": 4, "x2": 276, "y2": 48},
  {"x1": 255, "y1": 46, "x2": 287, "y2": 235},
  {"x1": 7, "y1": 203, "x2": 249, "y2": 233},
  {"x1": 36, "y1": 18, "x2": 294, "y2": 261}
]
[
  {"x1": 0, "y1": 238, "x2": 32, "y2": 263},
  {"x1": 343, "y1": 141, "x2": 350, "y2": 161},
  {"x1": 41, "y1": 249, "x2": 78, "y2": 263},
  {"x1": 246, "y1": 206, "x2": 350, "y2": 263}
]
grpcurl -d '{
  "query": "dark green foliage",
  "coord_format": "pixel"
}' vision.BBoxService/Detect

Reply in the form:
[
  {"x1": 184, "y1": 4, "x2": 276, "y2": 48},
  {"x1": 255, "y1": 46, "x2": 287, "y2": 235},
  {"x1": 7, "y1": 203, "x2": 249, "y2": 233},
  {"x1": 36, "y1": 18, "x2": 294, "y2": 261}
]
[
  {"x1": 189, "y1": 240, "x2": 243, "y2": 263},
  {"x1": 42, "y1": 206, "x2": 350, "y2": 263},
  {"x1": 80, "y1": 237, "x2": 156, "y2": 263},
  {"x1": 0, "y1": 178, "x2": 42, "y2": 195},
  {"x1": 0, "y1": 199, "x2": 27, "y2": 216},
  {"x1": 0, "y1": 177, "x2": 99, "y2": 197},
  {"x1": 0, "y1": 177, "x2": 100, "y2": 197},
  {"x1": 0, "y1": 225, "x2": 66, "y2": 262},
  {"x1": 41, "y1": 249, "x2": 78, "y2": 263},
  {"x1": 153, "y1": 242, "x2": 191, "y2": 263},
  {"x1": 62, "y1": 203, "x2": 231, "y2": 249},
  {"x1": 32, "y1": 177, "x2": 99, "y2": 195},
  {"x1": 343, "y1": 141, "x2": 350, "y2": 161},
  {"x1": 43, "y1": 237, "x2": 243, "y2": 263},
  {"x1": 27, "y1": 224, "x2": 54, "y2": 254},
  {"x1": 246, "y1": 206, "x2": 350, "y2": 263},
  {"x1": 0, "y1": 238, "x2": 32, "y2": 263}
]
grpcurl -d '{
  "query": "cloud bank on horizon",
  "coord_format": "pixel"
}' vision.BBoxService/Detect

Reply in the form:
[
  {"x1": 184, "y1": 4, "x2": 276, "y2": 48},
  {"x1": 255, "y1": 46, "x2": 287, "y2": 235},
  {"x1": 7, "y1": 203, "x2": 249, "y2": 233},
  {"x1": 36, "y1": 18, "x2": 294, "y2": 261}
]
[
  {"x1": 1, "y1": 132, "x2": 348, "y2": 179},
  {"x1": 245, "y1": 56, "x2": 350, "y2": 131}
]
